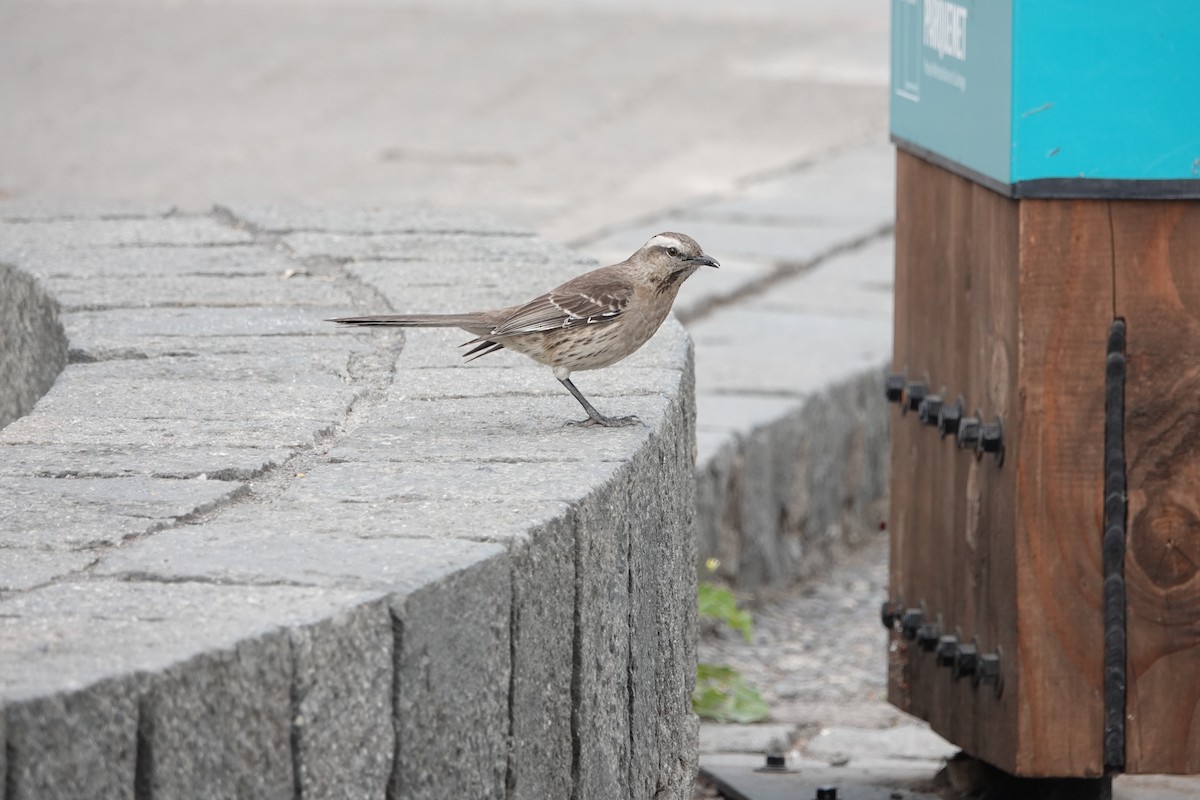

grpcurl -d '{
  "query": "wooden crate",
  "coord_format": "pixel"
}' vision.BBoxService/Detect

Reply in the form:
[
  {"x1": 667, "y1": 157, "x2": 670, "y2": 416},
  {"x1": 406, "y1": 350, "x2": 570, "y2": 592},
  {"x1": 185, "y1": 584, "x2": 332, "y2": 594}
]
[{"x1": 886, "y1": 150, "x2": 1200, "y2": 777}]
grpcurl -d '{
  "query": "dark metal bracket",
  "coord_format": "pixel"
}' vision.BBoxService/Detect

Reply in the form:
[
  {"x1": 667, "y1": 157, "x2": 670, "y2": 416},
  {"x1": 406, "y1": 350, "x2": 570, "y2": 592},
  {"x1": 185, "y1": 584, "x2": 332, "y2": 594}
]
[{"x1": 1103, "y1": 319, "x2": 1127, "y2": 773}]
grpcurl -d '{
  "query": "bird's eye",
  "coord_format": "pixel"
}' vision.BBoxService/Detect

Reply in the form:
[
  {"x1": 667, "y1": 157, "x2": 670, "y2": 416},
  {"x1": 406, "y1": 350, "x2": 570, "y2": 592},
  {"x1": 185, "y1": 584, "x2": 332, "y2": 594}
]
[{"x1": 667, "y1": 247, "x2": 680, "y2": 257}]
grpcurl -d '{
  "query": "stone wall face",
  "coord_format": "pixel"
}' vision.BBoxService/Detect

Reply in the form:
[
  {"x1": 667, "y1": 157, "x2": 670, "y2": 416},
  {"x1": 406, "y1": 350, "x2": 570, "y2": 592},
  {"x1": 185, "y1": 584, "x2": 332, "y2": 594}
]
[
  {"x1": 0, "y1": 203, "x2": 698, "y2": 800},
  {"x1": 0, "y1": 261, "x2": 67, "y2": 430},
  {"x1": 695, "y1": 370, "x2": 890, "y2": 599}
]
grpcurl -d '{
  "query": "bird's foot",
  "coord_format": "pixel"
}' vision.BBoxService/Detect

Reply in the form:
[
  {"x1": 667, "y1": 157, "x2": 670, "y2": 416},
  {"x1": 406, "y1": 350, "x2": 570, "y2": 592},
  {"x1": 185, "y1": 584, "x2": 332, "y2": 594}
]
[{"x1": 566, "y1": 414, "x2": 642, "y2": 428}]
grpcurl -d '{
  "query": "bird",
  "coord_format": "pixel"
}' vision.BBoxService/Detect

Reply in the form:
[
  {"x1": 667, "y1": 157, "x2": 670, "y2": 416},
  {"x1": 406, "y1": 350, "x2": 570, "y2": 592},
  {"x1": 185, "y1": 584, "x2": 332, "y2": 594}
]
[{"x1": 328, "y1": 232, "x2": 719, "y2": 427}]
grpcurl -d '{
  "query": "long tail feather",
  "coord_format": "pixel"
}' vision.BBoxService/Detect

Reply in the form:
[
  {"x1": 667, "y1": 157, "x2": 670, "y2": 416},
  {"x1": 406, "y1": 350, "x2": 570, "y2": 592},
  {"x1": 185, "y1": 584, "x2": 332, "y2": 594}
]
[{"x1": 328, "y1": 313, "x2": 486, "y2": 328}]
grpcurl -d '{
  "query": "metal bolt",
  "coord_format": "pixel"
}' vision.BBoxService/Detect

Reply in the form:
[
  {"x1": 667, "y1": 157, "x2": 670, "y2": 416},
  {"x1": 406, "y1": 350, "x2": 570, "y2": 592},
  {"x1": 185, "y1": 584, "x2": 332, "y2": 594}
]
[
  {"x1": 952, "y1": 642, "x2": 979, "y2": 679},
  {"x1": 936, "y1": 635, "x2": 959, "y2": 667},
  {"x1": 979, "y1": 417, "x2": 1004, "y2": 464},
  {"x1": 884, "y1": 372, "x2": 905, "y2": 404},
  {"x1": 816, "y1": 787, "x2": 838, "y2": 800},
  {"x1": 956, "y1": 415, "x2": 982, "y2": 449},
  {"x1": 977, "y1": 652, "x2": 1002, "y2": 690},
  {"x1": 904, "y1": 381, "x2": 928, "y2": 414},
  {"x1": 916, "y1": 622, "x2": 941, "y2": 652},
  {"x1": 918, "y1": 394, "x2": 944, "y2": 426},
  {"x1": 937, "y1": 398, "x2": 963, "y2": 438},
  {"x1": 880, "y1": 600, "x2": 902, "y2": 631},
  {"x1": 900, "y1": 608, "x2": 924, "y2": 640}
]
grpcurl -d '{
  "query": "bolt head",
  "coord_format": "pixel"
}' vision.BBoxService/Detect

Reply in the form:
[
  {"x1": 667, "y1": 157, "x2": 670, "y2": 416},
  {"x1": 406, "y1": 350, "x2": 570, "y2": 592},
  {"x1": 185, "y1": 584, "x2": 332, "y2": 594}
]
[
  {"x1": 904, "y1": 381, "x2": 928, "y2": 412},
  {"x1": 916, "y1": 623, "x2": 941, "y2": 651},
  {"x1": 937, "y1": 401, "x2": 963, "y2": 437},
  {"x1": 956, "y1": 416, "x2": 982, "y2": 449},
  {"x1": 900, "y1": 608, "x2": 924, "y2": 639},
  {"x1": 918, "y1": 395, "x2": 944, "y2": 426},
  {"x1": 952, "y1": 643, "x2": 979, "y2": 679},
  {"x1": 936, "y1": 635, "x2": 959, "y2": 667}
]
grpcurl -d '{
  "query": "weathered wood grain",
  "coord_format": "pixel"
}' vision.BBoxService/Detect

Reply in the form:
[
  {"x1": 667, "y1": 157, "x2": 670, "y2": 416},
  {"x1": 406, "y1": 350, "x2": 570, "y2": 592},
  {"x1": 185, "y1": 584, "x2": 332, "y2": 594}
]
[{"x1": 1112, "y1": 201, "x2": 1200, "y2": 774}]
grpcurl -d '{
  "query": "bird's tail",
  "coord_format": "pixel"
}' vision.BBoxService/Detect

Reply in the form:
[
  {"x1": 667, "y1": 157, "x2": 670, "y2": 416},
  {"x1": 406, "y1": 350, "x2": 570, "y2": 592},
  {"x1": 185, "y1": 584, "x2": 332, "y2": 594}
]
[{"x1": 328, "y1": 313, "x2": 489, "y2": 329}]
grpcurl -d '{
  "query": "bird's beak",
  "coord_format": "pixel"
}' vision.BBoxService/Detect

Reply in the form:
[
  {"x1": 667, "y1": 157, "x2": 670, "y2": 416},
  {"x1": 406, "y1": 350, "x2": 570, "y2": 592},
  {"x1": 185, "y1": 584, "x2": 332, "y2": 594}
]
[{"x1": 690, "y1": 254, "x2": 720, "y2": 269}]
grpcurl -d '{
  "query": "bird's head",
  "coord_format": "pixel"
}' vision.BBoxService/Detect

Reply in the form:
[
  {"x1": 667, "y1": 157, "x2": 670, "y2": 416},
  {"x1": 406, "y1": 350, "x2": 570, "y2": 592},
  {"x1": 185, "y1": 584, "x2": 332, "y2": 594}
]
[{"x1": 631, "y1": 232, "x2": 720, "y2": 293}]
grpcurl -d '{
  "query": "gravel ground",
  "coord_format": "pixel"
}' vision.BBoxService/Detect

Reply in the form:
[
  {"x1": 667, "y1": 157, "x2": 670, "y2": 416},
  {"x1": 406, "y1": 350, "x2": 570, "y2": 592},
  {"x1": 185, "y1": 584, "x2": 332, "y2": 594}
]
[{"x1": 698, "y1": 534, "x2": 894, "y2": 726}]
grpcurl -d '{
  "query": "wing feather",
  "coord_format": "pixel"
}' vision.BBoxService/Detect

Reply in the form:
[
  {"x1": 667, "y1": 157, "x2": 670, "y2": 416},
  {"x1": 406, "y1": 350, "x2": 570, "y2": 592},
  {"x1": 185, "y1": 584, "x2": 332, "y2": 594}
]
[{"x1": 490, "y1": 283, "x2": 632, "y2": 336}]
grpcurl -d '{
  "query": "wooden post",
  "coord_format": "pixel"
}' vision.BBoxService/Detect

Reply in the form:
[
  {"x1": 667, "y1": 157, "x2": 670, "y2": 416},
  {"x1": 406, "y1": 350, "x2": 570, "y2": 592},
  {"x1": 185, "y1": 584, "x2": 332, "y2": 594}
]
[{"x1": 888, "y1": 150, "x2": 1200, "y2": 777}]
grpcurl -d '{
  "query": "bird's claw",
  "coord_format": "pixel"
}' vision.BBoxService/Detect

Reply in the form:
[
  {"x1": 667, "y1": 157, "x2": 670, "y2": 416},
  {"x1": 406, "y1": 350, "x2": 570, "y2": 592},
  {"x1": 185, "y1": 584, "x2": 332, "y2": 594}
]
[{"x1": 566, "y1": 414, "x2": 642, "y2": 429}]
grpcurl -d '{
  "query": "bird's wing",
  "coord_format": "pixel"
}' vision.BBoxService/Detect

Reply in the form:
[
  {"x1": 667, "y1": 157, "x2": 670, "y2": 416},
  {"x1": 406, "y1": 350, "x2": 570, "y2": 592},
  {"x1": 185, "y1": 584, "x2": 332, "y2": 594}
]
[{"x1": 490, "y1": 282, "x2": 634, "y2": 336}]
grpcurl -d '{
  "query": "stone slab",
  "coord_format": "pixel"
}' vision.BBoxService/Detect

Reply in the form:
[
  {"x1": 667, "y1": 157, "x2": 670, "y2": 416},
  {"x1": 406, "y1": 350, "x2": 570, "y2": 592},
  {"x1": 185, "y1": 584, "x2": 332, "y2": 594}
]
[
  {"x1": 690, "y1": 308, "x2": 890, "y2": 397},
  {"x1": 804, "y1": 724, "x2": 958, "y2": 764},
  {"x1": 0, "y1": 475, "x2": 245, "y2": 550},
  {"x1": 507, "y1": 517, "x2": 576, "y2": 800},
  {"x1": 94, "y1": 519, "x2": 508, "y2": 592},
  {"x1": 699, "y1": 722, "x2": 797, "y2": 755},
  {"x1": 288, "y1": 601, "x2": 395, "y2": 800},
  {"x1": 0, "y1": 216, "x2": 253, "y2": 250},
  {"x1": 0, "y1": 443, "x2": 295, "y2": 480},
  {"x1": 0, "y1": 549, "x2": 98, "y2": 593},
  {"x1": 583, "y1": 217, "x2": 866, "y2": 268},
  {"x1": 0, "y1": 262, "x2": 67, "y2": 430},
  {"x1": 0, "y1": 580, "x2": 377, "y2": 704},
  {"x1": 221, "y1": 203, "x2": 529, "y2": 236},
  {"x1": 3, "y1": 676, "x2": 140, "y2": 800},
  {"x1": 390, "y1": 552, "x2": 511, "y2": 800},
  {"x1": 144, "y1": 632, "x2": 294, "y2": 800}
]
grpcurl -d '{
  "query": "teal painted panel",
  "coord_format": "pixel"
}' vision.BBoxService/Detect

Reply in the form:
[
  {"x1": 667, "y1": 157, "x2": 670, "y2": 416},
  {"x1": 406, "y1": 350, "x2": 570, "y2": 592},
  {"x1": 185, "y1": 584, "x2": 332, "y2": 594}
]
[
  {"x1": 891, "y1": 0, "x2": 1200, "y2": 191},
  {"x1": 890, "y1": 0, "x2": 1013, "y2": 186},
  {"x1": 1012, "y1": 1, "x2": 1200, "y2": 182}
]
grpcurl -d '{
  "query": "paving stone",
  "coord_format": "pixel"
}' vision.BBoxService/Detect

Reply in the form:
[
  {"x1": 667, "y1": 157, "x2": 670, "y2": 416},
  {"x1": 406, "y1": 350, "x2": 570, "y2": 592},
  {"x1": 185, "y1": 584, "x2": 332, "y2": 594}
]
[
  {"x1": 282, "y1": 230, "x2": 561, "y2": 263},
  {"x1": 0, "y1": 217, "x2": 253, "y2": 250},
  {"x1": 749, "y1": 236, "x2": 894, "y2": 318},
  {"x1": 221, "y1": 203, "x2": 530, "y2": 236},
  {"x1": 695, "y1": 143, "x2": 896, "y2": 226},
  {"x1": 0, "y1": 443, "x2": 295, "y2": 480},
  {"x1": 699, "y1": 722, "x2": 797, "y2": 755},
  {"x1": 0, "y1": 549, "x2": 97, "y2": 593},
  {"x1": 0, "y1": 475, "x2": 245, "y2": 550},
  {"x1": 584, "y1": 217, "x2": 866, "y2": 267},
  {"x1": 0, "y1": 580, "x2": 376, "y2": 704},
  {"x1": 0, "y1": 200, "x2": 179, "y2": 221},
  {"x1": 691, "y1": 308, "x2": 890, "y2": 397},
  {"x1": 93, "y1": 518, "x2": 509, "y2": 591},
  {"x1": 804, "y1": 724, "x2": 958, "y2": 763},
  {"x1": 11, "y1": 244, "x2": 299, "y2": 279},
  {"x1": 44, "y1": 271, "x2": 352, "y2": 312}
]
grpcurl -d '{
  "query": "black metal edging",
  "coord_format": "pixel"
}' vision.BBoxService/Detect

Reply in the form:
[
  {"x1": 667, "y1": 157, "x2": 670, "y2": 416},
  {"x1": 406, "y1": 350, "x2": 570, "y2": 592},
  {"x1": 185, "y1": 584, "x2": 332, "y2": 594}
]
[{"x1": 1103, "y1": 319, "x2": 1128, "y2": 772}]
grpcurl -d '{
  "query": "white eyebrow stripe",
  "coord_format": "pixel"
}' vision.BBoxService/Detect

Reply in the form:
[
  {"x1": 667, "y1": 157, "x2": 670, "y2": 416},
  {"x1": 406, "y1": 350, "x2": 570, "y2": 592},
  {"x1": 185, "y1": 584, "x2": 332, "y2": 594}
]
[{"x1": 647, "y1": 234, "x2": 684, "y2": 249}]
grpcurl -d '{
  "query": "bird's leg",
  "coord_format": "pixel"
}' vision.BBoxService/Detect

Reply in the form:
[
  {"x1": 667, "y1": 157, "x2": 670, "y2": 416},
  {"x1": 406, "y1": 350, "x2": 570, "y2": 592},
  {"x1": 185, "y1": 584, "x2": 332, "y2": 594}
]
[{"x1": 558, "y1": 377, "x2": 640, "y2": 428}]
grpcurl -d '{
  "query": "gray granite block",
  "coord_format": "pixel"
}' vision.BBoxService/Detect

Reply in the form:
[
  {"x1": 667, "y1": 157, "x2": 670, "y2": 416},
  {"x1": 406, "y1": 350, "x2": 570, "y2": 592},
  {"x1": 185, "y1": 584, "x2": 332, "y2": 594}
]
[
  {"x1": 390, "y1": 552, "x2": 511, "y2": 800},
  {"x1": 289, "y1": 601, "x2": 395, "y2": 800},
  {"x1": 143, "y1": 633, "x2": 294, "y2": 800},
  {"x1": 507, "y1": 515, "x2": 576, "y2": 800},
  {"x1": 3, "y1": 677, "x2": 139, "y2": 800},
  {"x1": 0, "y1": 262, "x2": 67, "y2": 430},
  {"x1": 571, "y1": 469, "x2": 633, "y2": 799}
]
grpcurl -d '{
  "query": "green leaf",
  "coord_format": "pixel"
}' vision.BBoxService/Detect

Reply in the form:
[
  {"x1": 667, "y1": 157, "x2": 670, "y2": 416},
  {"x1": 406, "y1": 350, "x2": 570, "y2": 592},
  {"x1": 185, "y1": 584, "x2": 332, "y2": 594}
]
[
  {"x1": 692, "y1": 661, "x2": 770, "y2": 723},
  {"x1": 697, "y1": 582, "x2": 754, "y2": 642}
]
